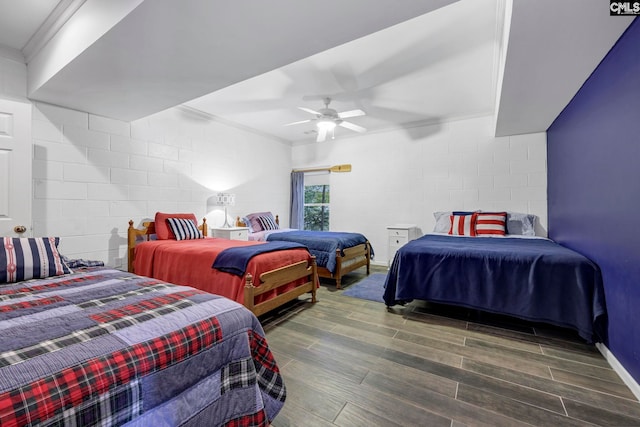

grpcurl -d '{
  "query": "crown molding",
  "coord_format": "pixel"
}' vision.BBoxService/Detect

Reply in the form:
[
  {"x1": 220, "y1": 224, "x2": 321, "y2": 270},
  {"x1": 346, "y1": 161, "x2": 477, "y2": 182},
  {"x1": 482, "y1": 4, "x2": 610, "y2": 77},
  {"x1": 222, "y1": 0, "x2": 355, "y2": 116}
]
[
  {"x1": 22, "y1": 0, "x2": 87, "y2": 64},
  {"x1": 0, "y1": 44, "x2": 25, "y2": 63}
]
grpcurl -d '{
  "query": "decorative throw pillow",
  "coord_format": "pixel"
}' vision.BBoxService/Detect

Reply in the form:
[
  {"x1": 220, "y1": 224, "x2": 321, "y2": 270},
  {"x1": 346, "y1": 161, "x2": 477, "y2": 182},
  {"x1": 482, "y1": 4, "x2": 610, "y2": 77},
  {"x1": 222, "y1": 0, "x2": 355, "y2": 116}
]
[
  {"x1": 506, "y1": 212, "x2": 537, "y2": 236},
  {"x1": 449, "y1": 214, "x2": 476, "y2": 236},
  {"x1": 257, "y1": 214, "x2": 279, "y2": 231},
  {"x1": 1, "y1": 237, "x2": 72, "y2": 283},
  {"x1": 166, "y1": 217, "x2": 203, "y2": 241},
  {"x1": 433, "y1": 211, "x2": 452, "y2": 233},
  {"x1": 474, "y1": 212, "x2": 507, "y2": 236},
  {"x1": 155, "y1": 212, "x2": 198, "y2": 239},
  {"x1": 246, "y1": 212, "x2": 276, "y2": 233}
]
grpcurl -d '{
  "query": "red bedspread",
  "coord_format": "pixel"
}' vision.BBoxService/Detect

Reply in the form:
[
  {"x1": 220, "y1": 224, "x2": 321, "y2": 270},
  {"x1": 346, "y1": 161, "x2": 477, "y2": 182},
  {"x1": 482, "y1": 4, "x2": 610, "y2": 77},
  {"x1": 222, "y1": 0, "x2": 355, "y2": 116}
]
[{"x1": 133, "y1": 238, "x2": 312, "y2": 304}]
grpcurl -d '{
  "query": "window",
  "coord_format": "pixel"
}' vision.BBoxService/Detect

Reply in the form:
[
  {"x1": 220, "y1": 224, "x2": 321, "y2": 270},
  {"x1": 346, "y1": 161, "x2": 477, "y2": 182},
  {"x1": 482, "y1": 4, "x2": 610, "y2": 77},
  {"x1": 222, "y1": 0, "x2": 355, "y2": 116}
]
[{"x1": 304, "y1": 184, "x2": 330, "y2": 231}]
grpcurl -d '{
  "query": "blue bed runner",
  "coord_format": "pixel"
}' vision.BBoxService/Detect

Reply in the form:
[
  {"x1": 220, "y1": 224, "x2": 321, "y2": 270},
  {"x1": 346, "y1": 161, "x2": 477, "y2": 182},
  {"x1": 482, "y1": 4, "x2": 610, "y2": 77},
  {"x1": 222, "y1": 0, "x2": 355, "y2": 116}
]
[
  {"x1": 212, "y1": 241, "x2": 307, "y2": 276},
  {"x1": 266, "y1": 230, "x2": 371, "y2": 273}
]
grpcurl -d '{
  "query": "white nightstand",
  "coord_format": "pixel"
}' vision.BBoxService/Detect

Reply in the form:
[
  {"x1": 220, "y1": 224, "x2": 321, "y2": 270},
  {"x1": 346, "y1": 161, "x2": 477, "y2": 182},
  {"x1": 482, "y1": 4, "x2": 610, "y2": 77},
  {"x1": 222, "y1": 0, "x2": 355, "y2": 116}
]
[
  {"x1": 211, "y1": 227, "x2": 249, "y2": 241},
  {"x1": 387, "y1": 224, "x2": 420, "y2": 266}
]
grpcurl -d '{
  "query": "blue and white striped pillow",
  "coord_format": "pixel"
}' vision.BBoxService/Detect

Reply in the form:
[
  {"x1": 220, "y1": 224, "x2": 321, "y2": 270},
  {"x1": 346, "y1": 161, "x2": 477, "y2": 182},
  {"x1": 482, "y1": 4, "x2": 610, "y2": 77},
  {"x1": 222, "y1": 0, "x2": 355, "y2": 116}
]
[
  {"x1": 1, "y1": 237, "x2": 72, "y2": 283},
  {"x1": 166, "y1": 217, "x2": 203, "y2": 240},
  {"x1": 257, "y1": 214, "x2": 279, "y2": 231}
]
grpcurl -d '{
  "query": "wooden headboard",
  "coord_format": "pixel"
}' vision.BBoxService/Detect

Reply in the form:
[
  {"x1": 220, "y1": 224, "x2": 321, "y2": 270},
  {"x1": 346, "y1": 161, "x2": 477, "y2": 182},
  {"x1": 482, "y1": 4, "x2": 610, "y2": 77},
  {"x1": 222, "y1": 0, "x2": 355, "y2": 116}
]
[
  {"x1": 236, "y1": 215, "x2": 279, "y2": 227},
  {"x1": 127, "y1": 218, "x2": 207, "y2": 272}
]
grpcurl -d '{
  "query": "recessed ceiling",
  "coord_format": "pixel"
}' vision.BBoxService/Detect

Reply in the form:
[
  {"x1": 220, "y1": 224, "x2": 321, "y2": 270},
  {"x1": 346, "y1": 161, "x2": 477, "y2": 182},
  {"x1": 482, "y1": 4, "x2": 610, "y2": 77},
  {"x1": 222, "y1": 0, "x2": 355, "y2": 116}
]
[{"x1": 185, "y1": 0, "x2": 500, "y2": 144}]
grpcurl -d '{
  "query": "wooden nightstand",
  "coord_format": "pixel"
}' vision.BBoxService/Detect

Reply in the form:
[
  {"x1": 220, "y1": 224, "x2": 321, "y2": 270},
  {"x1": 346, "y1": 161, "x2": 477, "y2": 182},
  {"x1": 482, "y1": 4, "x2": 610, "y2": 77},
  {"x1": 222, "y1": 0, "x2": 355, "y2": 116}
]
[
  {"x1": 387, "y1": 224, "x2": 420, "y2": 266},
  {"x1": 211, "y1": 227, "x2": 249, "y2": 241}
]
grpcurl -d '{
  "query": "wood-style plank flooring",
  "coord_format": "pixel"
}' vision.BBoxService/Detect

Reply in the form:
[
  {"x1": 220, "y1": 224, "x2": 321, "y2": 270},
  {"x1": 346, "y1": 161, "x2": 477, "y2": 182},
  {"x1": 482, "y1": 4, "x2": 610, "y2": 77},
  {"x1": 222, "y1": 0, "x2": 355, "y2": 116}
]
[{"x1": 259, "y1": 266, "x2": 640, "y2": 427}]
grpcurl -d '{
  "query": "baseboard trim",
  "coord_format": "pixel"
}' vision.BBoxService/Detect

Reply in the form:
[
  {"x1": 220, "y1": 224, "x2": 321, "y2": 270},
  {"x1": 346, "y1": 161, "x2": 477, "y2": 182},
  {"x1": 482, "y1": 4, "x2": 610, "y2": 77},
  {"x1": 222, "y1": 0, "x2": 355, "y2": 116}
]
[
  {"x1": 370, "y1": 260, "x2": 388, "y2": 268},
  {"x1": 596, "y1": 343, "x2": 640, "y2": 401}
]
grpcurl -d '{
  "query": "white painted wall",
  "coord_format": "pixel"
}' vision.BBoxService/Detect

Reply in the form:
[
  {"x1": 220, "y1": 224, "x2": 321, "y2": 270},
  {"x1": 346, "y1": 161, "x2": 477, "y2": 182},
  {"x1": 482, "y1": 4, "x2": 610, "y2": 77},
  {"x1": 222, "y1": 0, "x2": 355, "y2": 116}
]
[
  {"x1": 292, "y1": 115, "x2": 547, "y2": 264},
  {"x1": 32, "y1": 102, "x2": 292, "y2": 267},
  {"x1": 0, "y1": 56, "x2": 27, "y2": 100}
]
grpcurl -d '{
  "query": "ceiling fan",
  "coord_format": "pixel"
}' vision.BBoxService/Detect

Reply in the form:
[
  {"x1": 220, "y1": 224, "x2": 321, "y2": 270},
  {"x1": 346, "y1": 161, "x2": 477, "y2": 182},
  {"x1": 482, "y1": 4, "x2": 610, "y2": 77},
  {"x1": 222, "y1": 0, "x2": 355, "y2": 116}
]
[{"x1": 284, "y1": 97, "x2": 366, "y2": 142}]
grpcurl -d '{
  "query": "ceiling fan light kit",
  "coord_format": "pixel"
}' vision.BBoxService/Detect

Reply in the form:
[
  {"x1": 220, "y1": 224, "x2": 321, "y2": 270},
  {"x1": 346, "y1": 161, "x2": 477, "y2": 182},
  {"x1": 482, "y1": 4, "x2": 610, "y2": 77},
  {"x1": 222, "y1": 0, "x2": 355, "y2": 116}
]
[
  {"x1": 284, "y1": 97, "x2": 366, "y2": 142},
  {"x1": 317, "y1": 118, "x2": 337, "y2": 131}
]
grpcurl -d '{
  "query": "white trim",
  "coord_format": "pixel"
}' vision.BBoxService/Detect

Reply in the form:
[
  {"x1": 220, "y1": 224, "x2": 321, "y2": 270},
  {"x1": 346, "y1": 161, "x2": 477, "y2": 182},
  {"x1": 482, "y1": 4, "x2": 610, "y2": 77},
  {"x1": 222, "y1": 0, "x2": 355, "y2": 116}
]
[
  {"x1": 596, "y1": 343, "x2": 640, "y2": 401},
  {"x1": 22, "y1": 0, "x2": 87, "y2": 64},
  {"x1": 0, "y1": 45, "x2": 25, "y2": 63}
]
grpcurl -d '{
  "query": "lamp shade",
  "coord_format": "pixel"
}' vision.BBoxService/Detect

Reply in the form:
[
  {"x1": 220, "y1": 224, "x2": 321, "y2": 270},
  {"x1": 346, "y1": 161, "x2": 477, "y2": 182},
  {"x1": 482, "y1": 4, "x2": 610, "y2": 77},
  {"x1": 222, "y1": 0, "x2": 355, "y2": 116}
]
[{"x1": 216, "y1": 193, "x2": 235, "y2": 206}]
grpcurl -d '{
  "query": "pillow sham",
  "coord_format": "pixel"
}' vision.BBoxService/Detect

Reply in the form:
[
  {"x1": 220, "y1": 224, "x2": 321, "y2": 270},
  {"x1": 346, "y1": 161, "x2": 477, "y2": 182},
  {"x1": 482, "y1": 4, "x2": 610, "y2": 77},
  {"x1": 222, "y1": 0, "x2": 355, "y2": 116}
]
[
  {"x1": 434, "y1": 211, "x2": 477, "y2": 233},
  {"x1": 473, "y1": 212, "x2": 507, "y2": 236},
  {"x1": 155, "y1": 212, "x2": 198, "y2": 240},
  {"x1": 449, "y1": 213, "x2": 476, "y2": 236},
  {"x1": 166, "y1": 217, "x2": 203, "y2": 240},
  {"x1": 1, "y1": 237, "x2": 72, "y2": 283},
  {"x1": 257, "y1": 214, "x2": 279, "y2": 231},
  {"x1": 240, "y1": 216, "x2": 253, "y2": 232},
  {"x1": 246, "y1": 212, "x2": 278, "y2": 233},
  {"x1": 506, "y1": 212, "x2": 537, "y2": 236},
  {"x1": 433, "y1": 211, "x2": 452, "y2": 233}
]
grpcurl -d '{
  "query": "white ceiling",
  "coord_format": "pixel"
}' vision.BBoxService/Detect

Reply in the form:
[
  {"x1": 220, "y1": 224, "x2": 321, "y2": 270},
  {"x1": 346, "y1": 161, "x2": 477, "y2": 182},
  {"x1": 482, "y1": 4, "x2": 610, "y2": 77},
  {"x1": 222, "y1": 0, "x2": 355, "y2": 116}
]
[{"x1": 0, "y1": 0, "x2": 634, "y2": 144}]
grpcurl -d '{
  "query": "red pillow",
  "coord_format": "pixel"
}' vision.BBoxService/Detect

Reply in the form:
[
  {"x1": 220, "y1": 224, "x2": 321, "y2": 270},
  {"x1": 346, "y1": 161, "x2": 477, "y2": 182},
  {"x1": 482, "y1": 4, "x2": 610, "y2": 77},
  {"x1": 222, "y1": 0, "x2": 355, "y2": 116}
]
[
  {"x1": 154, "y1": 212, "x2": 198, "y2": 240},
  {"x1": 449, "y1": 214, "x2": 476, "y2": 236},
  {"x1": 473, "y1": 212, "x2": 507, "y2": 236}
]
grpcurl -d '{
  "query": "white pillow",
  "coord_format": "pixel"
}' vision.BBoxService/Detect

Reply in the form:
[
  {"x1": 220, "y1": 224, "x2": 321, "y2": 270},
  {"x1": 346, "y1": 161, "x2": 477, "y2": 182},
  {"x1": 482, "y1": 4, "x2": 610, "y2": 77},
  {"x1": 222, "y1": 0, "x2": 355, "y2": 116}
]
[
  {"x1": 433, "y1": 211, "x2": 452, "y2": 233},
  {"x1": 506, "y1": 212, "x2": 537, "y2": 236}
]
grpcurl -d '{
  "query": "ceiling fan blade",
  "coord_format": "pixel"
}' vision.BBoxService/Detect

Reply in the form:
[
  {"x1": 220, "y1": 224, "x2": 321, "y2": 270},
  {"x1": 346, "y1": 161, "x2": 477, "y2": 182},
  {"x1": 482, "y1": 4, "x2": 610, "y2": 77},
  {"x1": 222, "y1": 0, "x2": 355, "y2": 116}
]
[
  {"x1": 284, "y1": 119, "x2": 312, "y2": 126},
  {"x1": 299, "y1": 107, "x2": 321, "y2": 115},
  {"x1": 337, "y1": 109, "x2": 365, "y2": 119},
  {"x1": 316, "y1": 127, "x2": 328, "y2": 142},
  {"x1": 339, "y1": 121, "x2": 366, "y2": 133}
]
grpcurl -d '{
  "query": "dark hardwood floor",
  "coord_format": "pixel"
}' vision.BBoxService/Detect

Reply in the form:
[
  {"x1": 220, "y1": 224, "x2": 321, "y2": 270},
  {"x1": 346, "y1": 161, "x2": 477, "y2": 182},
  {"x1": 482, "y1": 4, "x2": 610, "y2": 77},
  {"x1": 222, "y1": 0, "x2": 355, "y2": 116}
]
[{"x1": 259, "y1": 266, "x2": 640, "y2": 427}]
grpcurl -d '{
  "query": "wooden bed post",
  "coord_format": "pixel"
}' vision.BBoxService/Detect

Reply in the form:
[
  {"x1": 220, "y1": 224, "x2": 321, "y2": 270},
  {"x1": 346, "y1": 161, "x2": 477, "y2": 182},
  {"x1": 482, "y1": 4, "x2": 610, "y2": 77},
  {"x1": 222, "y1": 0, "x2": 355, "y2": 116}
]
[
  {"x1": 366, "y1": 241, "x2": 371, "y2": 275},
  {"x1": 127, "y1": 220, "x2": 136, "y2": 273},
  {"x1": 244, "y1": 274, "x2": 255, "y2": 313},
  {"x1": 200, "y1": 217, "x2": 207, "y2": 237},
  {"x1": 310, "y1": 256, "x2": 318, "y2": 303},
  {"x1": 334, "y1": 248, "x2": 343, "y2": 289}
]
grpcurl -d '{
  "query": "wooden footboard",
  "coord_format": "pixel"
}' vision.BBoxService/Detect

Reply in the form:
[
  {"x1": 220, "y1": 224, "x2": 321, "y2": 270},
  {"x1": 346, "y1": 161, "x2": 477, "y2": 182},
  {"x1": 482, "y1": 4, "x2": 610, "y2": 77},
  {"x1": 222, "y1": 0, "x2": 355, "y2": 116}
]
[
  {"x1": 245, "y1": 257, "x2": 318, "y2": 317},
  {"x1": 318, "y1": 241, "x2": 371, "y2": 289}
]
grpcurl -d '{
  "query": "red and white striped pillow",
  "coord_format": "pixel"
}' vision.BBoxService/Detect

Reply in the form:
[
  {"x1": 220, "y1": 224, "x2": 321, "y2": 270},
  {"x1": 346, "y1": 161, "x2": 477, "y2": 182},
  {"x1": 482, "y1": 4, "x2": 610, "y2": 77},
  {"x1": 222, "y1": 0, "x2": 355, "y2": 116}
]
[
  {"x1": 474, "y1": 212, "x2": 507, "y2": 236},
  {"x1": 449, "y1": 214, "x2": 476, "y2": 236}
]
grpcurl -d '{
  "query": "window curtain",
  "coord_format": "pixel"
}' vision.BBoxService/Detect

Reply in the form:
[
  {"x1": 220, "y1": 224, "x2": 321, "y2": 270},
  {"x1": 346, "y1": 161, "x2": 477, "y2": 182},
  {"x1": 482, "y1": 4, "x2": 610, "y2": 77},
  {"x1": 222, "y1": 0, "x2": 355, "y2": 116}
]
[{"x1": 290, "y1": 171, "x2": 304, "y2": 229}]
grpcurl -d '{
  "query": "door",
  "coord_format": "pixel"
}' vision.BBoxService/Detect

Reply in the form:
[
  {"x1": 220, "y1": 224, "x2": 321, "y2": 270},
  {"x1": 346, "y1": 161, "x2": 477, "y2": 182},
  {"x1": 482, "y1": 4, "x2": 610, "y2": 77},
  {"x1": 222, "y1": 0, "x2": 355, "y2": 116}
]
[{"x1": 0, "y1": 98, "x2": 32, "y2": 237}]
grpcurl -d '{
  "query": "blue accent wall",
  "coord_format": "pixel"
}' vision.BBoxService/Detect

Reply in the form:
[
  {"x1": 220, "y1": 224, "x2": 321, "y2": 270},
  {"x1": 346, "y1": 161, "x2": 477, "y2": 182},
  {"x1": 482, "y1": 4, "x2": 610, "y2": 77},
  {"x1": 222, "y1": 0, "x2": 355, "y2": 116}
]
[{"x1": 547, "y1": 17, "x2": 640, "y2": 383}]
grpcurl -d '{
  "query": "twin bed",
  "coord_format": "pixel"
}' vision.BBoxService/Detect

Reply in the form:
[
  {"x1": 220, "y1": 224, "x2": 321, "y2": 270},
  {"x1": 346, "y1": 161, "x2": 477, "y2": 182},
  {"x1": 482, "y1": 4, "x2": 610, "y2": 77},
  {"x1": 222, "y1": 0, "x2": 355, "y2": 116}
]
[
  {"x1": 237, "y1": 213, "x2": 372, "y2": 289},
  {"x1": 0, "y1": 237, "x2": 287, "y2": 426},
  {"x1": 383, "y1": 211, "x2": 607, "y2": 343},
  {"x1": 127, "y1": 213, "x2": 317, "y2": 317}
]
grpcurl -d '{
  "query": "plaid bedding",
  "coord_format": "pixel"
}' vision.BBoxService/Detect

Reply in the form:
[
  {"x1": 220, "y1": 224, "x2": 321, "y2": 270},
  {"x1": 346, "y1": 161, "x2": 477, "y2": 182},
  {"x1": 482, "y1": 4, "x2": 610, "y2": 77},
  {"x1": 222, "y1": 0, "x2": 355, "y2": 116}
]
[{"x1": 0, "y1": 268, "x2": 286, "y2": 426}]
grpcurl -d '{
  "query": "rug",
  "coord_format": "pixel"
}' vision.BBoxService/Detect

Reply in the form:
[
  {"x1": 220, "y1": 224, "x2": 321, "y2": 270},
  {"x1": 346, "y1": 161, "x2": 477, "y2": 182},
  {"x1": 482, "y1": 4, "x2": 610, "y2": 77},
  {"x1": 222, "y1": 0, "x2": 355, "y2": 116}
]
[{"x1": 342, "y1": 273, "x2": 387, "y2": 303}]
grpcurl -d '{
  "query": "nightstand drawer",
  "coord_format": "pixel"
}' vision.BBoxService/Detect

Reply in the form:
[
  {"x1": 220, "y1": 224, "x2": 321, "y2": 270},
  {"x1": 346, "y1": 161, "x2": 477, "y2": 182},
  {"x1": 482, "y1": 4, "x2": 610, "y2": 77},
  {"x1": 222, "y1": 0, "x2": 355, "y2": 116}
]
[
  {"x1": 212, "y1": 227, "x2": 249, "y2": 241},
  {"x1": 388, "y1": 229, "x2": 410, "y2": 239},
  {"x1": 389, "y1": 235, "x2": 409, "y2": 247},
  {"x1": 228, "y1": 229, "x2": 248, "y2": 240}
]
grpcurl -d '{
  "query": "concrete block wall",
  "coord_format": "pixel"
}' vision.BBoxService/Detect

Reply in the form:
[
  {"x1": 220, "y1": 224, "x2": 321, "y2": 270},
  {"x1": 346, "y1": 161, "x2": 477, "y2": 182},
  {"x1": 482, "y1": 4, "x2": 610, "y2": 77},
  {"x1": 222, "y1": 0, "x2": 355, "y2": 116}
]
[
  {"x1": 32, "y1": 102, "x2": 292, "y2": 267},
  {"x1": 292, "y1": 115, "x2": 547, "y2": 264}
]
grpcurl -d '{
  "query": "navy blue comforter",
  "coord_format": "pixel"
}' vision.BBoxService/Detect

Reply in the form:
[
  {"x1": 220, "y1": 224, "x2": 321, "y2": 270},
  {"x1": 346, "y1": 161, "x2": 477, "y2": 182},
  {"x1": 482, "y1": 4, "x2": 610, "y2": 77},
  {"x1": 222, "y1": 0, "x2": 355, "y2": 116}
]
[
  {"x1": 212, "y1": 241, "x2": 307, "y2": 276},
  {"x1": 266, "y1": 231, "x2": 370, "y2": 273},
  {"x1": 383, "y1": 235, "x2": 606, "y2": 342}
]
